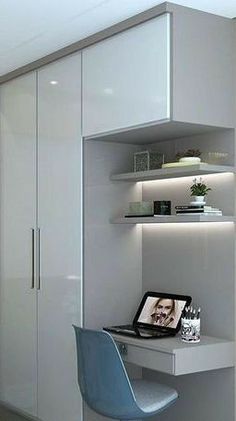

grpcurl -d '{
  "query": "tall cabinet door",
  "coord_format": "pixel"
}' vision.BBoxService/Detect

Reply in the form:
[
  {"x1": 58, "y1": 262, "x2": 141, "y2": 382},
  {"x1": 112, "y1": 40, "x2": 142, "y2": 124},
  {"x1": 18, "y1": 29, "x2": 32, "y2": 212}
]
[
  {"x1": 0, "y1": 74, "x2": 37, "y2": 416},
  {"x1": 37, "y1": 54, "x2": 83, "y2": 421}
]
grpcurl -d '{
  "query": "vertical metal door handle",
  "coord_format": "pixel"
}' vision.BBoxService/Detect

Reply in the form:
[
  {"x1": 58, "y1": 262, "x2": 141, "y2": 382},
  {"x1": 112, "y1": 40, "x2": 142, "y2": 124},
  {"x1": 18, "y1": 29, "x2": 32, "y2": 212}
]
[
  {"x1": 37, "y1": 228, "x2": 41, "y2": 290},
  {"x1": 31, "y1": 228, "x2": 35, "y2": 289}
]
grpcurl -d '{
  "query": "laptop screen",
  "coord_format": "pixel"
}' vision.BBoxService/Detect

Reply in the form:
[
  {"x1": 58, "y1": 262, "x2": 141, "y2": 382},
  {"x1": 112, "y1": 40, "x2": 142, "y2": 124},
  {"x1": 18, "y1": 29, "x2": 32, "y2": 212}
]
[{"x1": 135, "y1": 293, "x2": 191, "y2": 330}]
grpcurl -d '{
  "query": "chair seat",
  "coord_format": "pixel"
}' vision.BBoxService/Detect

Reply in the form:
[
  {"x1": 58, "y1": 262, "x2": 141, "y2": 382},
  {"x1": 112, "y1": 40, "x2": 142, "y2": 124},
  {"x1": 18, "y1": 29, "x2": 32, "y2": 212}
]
[{"x1": 131, "y1": 379, "x2": 178, "y2": 415}]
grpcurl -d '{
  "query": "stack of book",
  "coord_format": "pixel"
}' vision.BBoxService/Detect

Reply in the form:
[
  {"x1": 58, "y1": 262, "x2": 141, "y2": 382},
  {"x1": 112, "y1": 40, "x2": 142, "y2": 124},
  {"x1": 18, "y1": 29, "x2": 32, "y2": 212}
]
[{"x1": 175, "y1": 205, "x2": 222, "y2": 216}]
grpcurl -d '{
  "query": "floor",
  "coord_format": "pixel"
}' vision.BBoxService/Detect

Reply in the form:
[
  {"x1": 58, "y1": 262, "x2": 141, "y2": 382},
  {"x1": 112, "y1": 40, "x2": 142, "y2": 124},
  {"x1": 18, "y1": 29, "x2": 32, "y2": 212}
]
[{"x1": 0, "y1": 406, "x2": 28, "y2": 421}]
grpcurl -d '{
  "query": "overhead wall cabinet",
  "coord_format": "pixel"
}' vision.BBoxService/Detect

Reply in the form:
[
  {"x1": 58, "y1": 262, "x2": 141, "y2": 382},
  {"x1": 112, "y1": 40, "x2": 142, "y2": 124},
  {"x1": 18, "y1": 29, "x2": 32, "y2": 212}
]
[
  {"x1": 0, "y1": 54, "x2": 83, "y2": 421},
  {"x1": 82, "y1": 4, "x2": 234, "y2": 143},
  {"x1": 83, "y1": 13, "x2": 170, "y2": 138}
]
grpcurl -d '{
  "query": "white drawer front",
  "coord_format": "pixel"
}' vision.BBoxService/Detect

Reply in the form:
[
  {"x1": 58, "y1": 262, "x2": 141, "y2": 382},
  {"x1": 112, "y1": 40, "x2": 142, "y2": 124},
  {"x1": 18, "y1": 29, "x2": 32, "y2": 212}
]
[{"x1": 117, "y1": 342, "x2": 174, "y2": 375}]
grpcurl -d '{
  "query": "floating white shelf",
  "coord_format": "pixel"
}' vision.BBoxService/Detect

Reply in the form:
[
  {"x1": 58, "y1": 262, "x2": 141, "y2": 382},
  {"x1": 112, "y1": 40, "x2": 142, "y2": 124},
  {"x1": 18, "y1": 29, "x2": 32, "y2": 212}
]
[
  {"x1": 112, "y1": 215, "x2": 235, "y2": 224},
  {"x1": 111, "y1": 164, "x2": 235, "y2": 182},
  {"x1": 84, "y1": 121, "x2": 233, "y2": 145}
]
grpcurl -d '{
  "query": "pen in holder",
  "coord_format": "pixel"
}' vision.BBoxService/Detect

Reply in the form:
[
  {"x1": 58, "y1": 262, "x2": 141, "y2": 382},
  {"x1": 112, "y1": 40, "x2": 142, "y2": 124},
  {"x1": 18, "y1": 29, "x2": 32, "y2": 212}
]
[{"x1": 181, "y1": 307, "x2": 201, "y2": 343}]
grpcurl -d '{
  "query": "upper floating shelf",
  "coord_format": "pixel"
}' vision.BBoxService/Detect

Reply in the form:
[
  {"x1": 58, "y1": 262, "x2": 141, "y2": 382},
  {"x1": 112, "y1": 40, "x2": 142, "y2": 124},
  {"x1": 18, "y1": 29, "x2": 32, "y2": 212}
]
[
  {"x1": 111, "y1": 164, "x2": 235, "y2": 182},
  {"x1": 112, "y1": 215, "x2": 235, "y2": 224}
]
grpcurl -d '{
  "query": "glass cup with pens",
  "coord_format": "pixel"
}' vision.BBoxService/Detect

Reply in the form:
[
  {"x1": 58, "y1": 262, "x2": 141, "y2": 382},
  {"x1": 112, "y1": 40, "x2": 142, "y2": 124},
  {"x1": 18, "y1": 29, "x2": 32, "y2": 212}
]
[{"x1": 181, "y1": 307, "x2": 201, "y2": 343}]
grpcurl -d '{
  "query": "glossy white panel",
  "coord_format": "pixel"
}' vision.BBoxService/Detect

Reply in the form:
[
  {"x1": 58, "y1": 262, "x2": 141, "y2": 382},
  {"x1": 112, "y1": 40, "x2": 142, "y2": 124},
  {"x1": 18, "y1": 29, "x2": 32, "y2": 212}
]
[
  {"x1": 37, "y1": 54, "x2": 83, "y2": 421},
  {"x1": 84, "y1": 141, "x2": 143, "y2": 329},
  {"x1": 82, "y1": 13, "x2": 170, "y2": 137},
  {"x1": 0, "y1": 75, "x2": 37, "y2": 416}
]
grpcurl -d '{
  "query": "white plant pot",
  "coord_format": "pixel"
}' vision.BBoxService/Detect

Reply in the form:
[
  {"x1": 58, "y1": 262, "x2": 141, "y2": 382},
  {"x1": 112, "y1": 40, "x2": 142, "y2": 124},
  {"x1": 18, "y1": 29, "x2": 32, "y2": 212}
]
[
  {"x1": 179, "y1": 157, "x2": 201, "y2": 163},
  {"x1": 191, "y1": 196, "x2": 206, "y2": 206}
]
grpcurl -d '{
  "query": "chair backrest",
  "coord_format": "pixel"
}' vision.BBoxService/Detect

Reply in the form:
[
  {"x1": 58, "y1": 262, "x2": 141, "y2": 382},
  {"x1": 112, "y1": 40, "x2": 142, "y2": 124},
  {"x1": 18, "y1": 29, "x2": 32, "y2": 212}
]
[{"x1": 73, "y1": 326, "x2": 139, "y2": 419}]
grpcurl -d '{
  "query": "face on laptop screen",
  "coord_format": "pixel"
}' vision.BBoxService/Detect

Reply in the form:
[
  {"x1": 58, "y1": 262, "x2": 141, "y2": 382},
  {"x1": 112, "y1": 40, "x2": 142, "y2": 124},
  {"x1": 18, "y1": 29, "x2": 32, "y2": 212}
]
[{"x1": 137, "y1": 296, "x2": 187, "y2": 329}]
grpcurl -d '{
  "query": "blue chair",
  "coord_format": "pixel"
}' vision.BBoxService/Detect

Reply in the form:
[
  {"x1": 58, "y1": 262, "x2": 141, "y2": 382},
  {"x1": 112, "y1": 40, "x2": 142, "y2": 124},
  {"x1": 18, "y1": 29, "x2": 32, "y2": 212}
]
[{"x1": 73, "y1": 326, "x2": 178, "y2": 420}]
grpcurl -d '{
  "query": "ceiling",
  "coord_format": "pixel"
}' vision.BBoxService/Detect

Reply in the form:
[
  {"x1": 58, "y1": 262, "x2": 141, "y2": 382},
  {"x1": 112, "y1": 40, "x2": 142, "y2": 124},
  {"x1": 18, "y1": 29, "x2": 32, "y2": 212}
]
[{"x1": 1, "y1": 0, "x2": 236, "y2": 77}]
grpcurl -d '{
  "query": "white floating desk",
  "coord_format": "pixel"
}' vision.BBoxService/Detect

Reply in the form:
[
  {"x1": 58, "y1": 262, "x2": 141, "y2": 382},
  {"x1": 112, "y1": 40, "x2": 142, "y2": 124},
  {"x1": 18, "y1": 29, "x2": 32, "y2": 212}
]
[{"x1": 112, "y1": 333, "x2": 235, "y2": 376}]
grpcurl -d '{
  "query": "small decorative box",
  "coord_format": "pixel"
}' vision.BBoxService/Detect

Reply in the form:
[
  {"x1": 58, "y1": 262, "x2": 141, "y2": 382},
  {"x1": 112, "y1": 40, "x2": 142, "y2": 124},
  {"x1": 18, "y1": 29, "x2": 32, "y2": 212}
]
[
  {"x1": 134, "y1": 151, "x2": 164, "y2": 172},
  {"x1": 154, "y1": 201, "x2": 171, "y2": 215},
  {"x1": 127, "y1": 201, "x2": 154, "y2": 216}
]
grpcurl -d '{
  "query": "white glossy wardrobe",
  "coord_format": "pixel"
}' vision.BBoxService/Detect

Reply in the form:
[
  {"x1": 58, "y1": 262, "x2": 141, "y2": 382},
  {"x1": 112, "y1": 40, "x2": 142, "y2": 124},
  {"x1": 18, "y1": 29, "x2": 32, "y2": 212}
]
[{"x1": 0, "y1": 53, "x2": 83, "y2": 421}]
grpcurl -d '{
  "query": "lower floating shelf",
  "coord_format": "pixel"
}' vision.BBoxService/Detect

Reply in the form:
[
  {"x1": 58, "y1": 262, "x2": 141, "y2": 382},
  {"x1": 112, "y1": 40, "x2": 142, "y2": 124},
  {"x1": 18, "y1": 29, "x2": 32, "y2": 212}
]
[{"x1": 112, "y1": 215, "x2": 236, "y2": 224}]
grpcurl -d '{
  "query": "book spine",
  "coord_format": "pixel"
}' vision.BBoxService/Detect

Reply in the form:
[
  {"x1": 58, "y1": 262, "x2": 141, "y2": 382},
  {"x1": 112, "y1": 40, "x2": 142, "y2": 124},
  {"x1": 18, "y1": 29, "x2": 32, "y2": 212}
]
[
  {"x1": 176, "y1": 212, "x2": 222, "y2": 216},
  {"x1": 175, "y1": 205, "x2": 203, "y2": 210},
  {"x1": 176, "y1": 210, "x2": 221, "y2": 214},
  {"x1": 176, "y1": 210, "x2": 204, "y2": 213}
]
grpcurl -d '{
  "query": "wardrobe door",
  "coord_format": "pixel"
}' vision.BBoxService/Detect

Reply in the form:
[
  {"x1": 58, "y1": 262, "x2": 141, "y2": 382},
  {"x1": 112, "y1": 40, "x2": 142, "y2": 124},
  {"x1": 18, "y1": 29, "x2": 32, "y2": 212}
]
[
  {"x1": 37, "y1": 54, "x2": 83, "y2": 421},
  {"x1": 0, "y1": 74, "x2": 37, "y2": 416}
]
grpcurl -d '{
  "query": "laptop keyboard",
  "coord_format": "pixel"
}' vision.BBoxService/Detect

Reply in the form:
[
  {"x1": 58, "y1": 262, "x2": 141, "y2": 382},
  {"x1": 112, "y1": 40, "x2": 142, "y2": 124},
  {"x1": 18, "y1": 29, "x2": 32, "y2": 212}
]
[
  {"x1": 138, "y1": 329, "x2": 166, "y2": 337},
  {"x1": 113, "y1": 325, "x2": 167, "y2": 338},
  {"x1": 117, "y1": 324, "x2": 133, "y2": 329}
]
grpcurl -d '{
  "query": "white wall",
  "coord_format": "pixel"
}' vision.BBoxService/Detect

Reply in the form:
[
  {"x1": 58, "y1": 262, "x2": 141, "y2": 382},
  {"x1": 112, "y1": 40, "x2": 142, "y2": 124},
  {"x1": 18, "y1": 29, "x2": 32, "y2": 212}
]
[{"x1": 141, "y1": 130, "x2": 235, "y2": 421}]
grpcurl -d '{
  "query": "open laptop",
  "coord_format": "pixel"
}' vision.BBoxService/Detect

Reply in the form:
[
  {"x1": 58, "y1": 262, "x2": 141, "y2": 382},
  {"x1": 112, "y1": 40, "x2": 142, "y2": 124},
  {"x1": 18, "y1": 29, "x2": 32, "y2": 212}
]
[{"x1": 104, "y1": 291, "x2": 192, "y2": 339}]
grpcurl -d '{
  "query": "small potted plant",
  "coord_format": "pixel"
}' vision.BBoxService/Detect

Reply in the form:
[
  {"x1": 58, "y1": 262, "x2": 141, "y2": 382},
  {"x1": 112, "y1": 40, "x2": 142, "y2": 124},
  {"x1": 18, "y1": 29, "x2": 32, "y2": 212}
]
[
  {"x1": 176, "y1": 149, "x2": 201, "y2": 164},
  {"x1": 190, "y1": 177, "x2": 211, "y2": 205}
]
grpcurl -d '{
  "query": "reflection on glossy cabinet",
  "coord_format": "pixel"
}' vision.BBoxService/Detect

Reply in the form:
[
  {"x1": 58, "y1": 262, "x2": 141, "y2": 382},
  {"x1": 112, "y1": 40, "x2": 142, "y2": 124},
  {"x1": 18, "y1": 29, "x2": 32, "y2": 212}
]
[
  {"x1": 37, "y1": 53, "x2": 83, "y2": 421},
  {"x1": 82, "y1": 13, "x2": 170, "y2": 137},
  {"x1": 0, "y1": 74, "x2": 37, "y2": 416}
]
